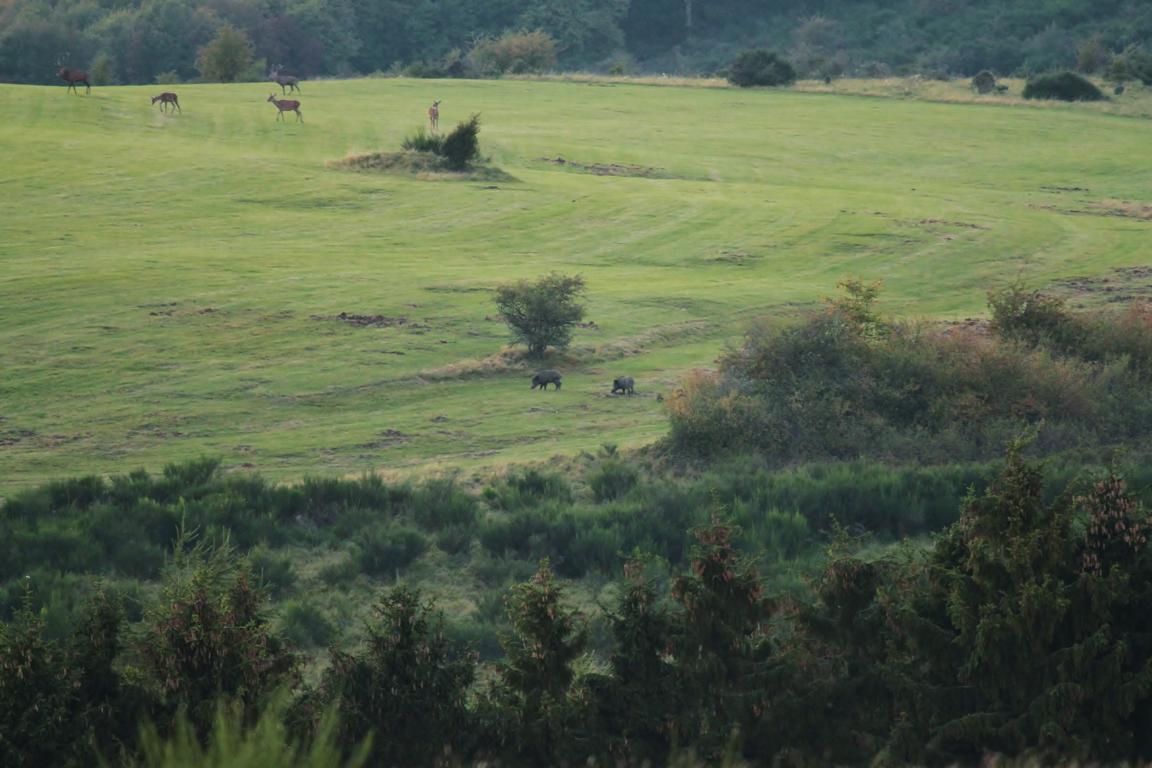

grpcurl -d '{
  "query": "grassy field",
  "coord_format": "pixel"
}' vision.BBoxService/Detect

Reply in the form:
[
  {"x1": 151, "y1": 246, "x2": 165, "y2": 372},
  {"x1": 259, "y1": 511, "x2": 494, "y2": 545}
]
[{"x1": 2, "y1": 76, "x2": 1151, "y2": 492}]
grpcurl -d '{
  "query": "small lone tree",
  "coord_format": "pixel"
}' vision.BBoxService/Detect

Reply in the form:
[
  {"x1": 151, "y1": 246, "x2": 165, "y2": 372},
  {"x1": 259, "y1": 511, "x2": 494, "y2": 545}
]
[
  {"x1": 196, "y1": 25, "x2": 254, "y2": 83},
  {"x1": 494, "y1": 272, "x2": 586, "y2": 357}
]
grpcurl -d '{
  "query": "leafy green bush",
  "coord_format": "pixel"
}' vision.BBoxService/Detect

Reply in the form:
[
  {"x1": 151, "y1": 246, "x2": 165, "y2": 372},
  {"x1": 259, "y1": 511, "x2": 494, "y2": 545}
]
[
  {"x1": 727, "y1": 49, "x2": 796, "y2": 87},
  {"x1": 469, "y1": 29, "x2": 557, "y2": 75},
  {"x1": 485, "y1": 468, "x2": 573, "y2": 510},
  {"x1": 988, "y1": 283, "x2": 1082, "y2": 349},
  {"x1": 355, "y1": 523, "x2": 428, "y2": 576},
  {"x1": 401, "y1": 127, "x2": 443, "y2": 154},
  {"x1": 279, "y1": 599, "x2": 335, "y2": 648},
  {"x1": 588, "y1": 459, "x2": 638, "y2": 503},
  {"x1": 1022, "y1": 71, "x2": 1105, "y2": 101},
  {"x1": 249, "y1": 547, "x2": 298, "y2": 598},
  {"x1": 195, "y1": 24, "x2": 254, "y2": 83},
  {"x1": 440, "y1": 114, "x2": 482, "y2": 169},
  {"x1": 1107, "y1": 47, "x2": 1152, "y2": 85},
  {"x1": 410, "y1": 478, "x2": 478, "y2": 530}
]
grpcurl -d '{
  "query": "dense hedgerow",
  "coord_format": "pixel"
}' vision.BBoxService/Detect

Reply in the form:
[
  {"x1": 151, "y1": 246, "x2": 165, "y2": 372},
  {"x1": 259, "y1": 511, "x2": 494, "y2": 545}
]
[
  {"x1": 727, "y1": 49, "x2": 797, "y2": 87},
  {"x1": 1022, "y1": 71, "x2": 1106, "y2": 100},
  {"x1": 668, "y1": 281, "x2": 1152, "y2": 462}
]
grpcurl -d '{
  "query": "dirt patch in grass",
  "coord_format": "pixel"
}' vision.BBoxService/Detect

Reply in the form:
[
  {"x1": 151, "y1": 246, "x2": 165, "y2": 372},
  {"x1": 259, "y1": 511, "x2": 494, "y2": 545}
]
[
  {"x1": 705, "y1": 249, "x2": 764, "y2": 266},
  {"x1": 143, "y1": 304, "x2": 220, "y2": 319},
  {"x1": 1090, "y1": 200, "x2": 1152, "y2": 221},
  {"x1": 1034, "y1": 199, "x2": 1152, "y2": 222},
  {"x1": 1050, "y1": 265, "x2": 1152, "y2": 305},
  {"x1": 539, "y1": 155, "x2": 668, "y2": 178},
  {"x1": 317, "y1": 312, "x2": 409, "y2": 328},
  {"x1": 330, "y1": 151, "x2": 514, "y2": 182},
  {"x1": 917, "y1": 218, "x2": 987, "y2": 230},
  {"x1": 358, "y1": 429, "x2": 411, "y2": 449},
  {"x1": 0, "y1": 427, "x2": 37, "y2": 446}
]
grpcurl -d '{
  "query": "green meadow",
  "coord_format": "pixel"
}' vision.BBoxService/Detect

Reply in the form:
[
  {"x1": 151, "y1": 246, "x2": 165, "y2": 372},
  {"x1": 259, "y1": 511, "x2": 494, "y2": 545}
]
[{"x1": 2, "y1": 77, "x2": 1151, "y2": 491}]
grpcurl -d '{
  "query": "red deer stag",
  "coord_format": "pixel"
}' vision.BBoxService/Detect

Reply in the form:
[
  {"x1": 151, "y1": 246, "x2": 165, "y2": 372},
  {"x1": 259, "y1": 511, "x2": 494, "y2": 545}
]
[
  {"x1": 269, "y1": 65, "x2": 301, "y2": 94},
  {"x1": 267, "y1": 94, "x2": 303, "y2": 122},
  {"x1": 151, "y1": 92, "x2": 181, "y2": 113},
  {"x1": 57, "y1": 58, "x2": 90, "y2": 95},
  {"x1": 428, "y1": 100, "x2": 441, "y2": 131}
]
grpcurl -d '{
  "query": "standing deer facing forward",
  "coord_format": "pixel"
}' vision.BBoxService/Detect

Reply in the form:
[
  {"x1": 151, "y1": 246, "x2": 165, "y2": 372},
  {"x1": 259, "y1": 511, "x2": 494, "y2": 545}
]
[
  {"x1": 57, "y1": 66, "x2": 90, "y2": 94},
  {"x1": 428, "y1": 100, "x2": 441, "y2": 131},
  {"x1": 267, "y1": 94, "x2": 302, "y2": 122},
  {"x1": 270, "y1": 65, "x2": 301, "y2": 94},
  {"x1": 151, "y1": 92, "x2": 180, "y2": 113}
]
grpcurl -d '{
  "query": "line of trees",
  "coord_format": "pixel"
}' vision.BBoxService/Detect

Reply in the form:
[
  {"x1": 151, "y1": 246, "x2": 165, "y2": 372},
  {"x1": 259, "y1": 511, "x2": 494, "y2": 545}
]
[
  {"x1": 2, "y1": 0, "x2": 1150, "y2": 85},
  {"x1": 4, "y1": 451, "x2": 1152, "y2": 765}
]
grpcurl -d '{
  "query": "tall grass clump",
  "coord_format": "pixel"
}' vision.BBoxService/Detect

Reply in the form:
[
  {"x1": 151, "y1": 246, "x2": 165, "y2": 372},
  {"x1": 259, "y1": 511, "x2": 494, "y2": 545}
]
[{"x1": 137, "y1": 697, "x2": 369, "y2": 768}]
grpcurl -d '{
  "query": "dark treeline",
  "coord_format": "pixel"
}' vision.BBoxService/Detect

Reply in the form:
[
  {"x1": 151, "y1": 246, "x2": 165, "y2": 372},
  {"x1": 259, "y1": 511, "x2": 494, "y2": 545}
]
[
  {"x1": 4, "y1": 451, "x2": 1152, "y2": 765},
  {"x1": 2, "y1": 0, "x2": 1151, "y2": 85}
]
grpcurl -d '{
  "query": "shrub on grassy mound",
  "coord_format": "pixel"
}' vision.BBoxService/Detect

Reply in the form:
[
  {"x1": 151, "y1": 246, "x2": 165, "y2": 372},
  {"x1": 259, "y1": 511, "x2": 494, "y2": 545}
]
[
  {"x1": 338, "y1": 115, "x2": 488, "y2": 175},
  {"x1": 667, "y1": 281, "x2": 1152, "y2": 462},
  {"x1": 727, "y1": 50, "x2": 796, "y2": 87},
  {"x1": 1022, "y1": 71, "x2": 1104, "y2": 101}
]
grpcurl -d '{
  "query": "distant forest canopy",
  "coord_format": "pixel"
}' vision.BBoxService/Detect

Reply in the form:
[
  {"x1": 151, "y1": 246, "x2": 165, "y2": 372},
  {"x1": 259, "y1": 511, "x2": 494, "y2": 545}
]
[{"x1": 1, "y1": 0, "x2": 1151, "y2": 84}]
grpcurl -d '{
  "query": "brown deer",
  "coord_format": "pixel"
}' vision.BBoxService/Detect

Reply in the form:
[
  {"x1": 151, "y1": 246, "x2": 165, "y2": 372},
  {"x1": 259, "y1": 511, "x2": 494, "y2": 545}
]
[
  {"x1": 57, "y1": 64, "x2": 90, "y2": 94},
  {"x1": 269, "y1": 65, "x2": 301, "y2": 94},
  {"x1": 428, "y1": 100, "x2": 441, "y2": 131},
  {"x1": 267, "y1": 94, "x2": 302, "y2": 122},
  {"x1": 151, "y1": 92, "x2": 180, "y2": 113}
]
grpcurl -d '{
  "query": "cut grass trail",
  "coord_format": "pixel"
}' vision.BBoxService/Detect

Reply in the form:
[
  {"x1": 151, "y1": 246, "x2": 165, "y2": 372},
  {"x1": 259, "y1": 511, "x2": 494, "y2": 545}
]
[{"x1": 1, "y1": 77, "x2": 1151, "y2": 491}]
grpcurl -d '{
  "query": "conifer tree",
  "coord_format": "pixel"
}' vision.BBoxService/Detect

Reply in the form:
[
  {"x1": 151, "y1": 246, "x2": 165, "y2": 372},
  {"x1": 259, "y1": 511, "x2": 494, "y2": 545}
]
[
  {"x1": 671, "y1": 513, "x2": 772, "y2": 756},
  {"x1": 886, "y1": 450, "x2": 1152, "y2": 764},
  {"x1": 600, "y1": 556, "x2": 677, "y2": 763},
  {"x1": 485, "y1": 559, "x2": 588, "y2": 764},
  {"x1": 318, "y1": 584, "x2": 475, "y2": 766}
]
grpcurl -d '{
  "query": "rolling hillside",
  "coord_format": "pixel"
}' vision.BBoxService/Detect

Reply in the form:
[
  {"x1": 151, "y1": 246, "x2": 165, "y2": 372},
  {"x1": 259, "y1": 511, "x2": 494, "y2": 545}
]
[{"x1": 2, "y1": 77, "x2": 1151, "y2": 491}]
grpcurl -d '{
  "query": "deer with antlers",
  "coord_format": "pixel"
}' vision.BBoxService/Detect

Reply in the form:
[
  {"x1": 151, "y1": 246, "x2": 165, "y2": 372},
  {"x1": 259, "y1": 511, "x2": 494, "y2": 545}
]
[
  {"x1": 56, "y1": 55, "x2": 90, "y2": 94},
  {"x1": 267, "y1": 94, "x2": 303, "y2": 122},
  {"x1": 428, "y1": 100, "x2": 441, "y2": 131},
  {"x1": 151, "y1": 92, "x2": 180, "y2": 113},
  {"x1": 269, "y1": 65, "x2": 301, "y2": 94}
]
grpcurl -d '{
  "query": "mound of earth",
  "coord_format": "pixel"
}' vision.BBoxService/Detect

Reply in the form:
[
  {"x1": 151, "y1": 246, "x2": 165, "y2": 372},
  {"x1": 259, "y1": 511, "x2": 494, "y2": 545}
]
[
  {"x1": 330, "y1": 151, "x2": 513, "y2": 181},
  {"x1": 541, "y1": 155, "x2": 666, "y2": 178}
]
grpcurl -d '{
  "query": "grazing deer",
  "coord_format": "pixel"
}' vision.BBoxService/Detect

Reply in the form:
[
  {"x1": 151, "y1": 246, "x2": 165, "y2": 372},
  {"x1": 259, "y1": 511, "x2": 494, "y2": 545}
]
[
  {"x1": 428, "y1": 100, "x2": 441, "y2": 131},
  {"x1": 151, "y1": 92, "x2": 180, "y2": 113},
  {"x1": 57, "y1": 60, "x2": 90, "y2": 94},
  {"x1": 267, "y1": 94, "x2": 303, "y2": 122},
  {"x1": 269, "y1": 65, "x2": 301, "y2": 94}
]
